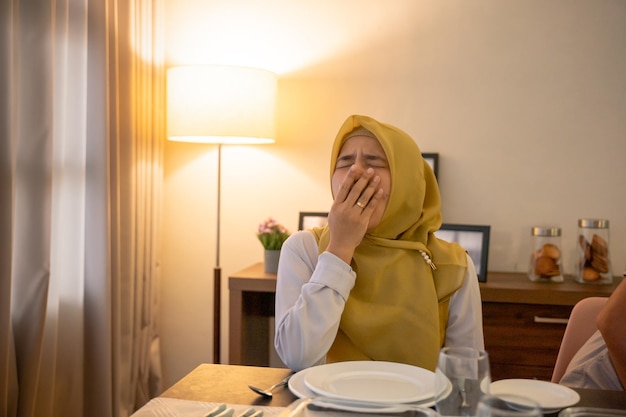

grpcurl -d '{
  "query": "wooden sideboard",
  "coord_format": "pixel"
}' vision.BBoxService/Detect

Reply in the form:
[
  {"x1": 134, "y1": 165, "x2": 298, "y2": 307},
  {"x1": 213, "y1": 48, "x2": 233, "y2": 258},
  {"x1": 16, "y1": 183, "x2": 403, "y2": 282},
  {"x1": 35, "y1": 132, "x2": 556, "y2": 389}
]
[{"x1": 229, "y1": 263, "x2": 622, "y2": 379}]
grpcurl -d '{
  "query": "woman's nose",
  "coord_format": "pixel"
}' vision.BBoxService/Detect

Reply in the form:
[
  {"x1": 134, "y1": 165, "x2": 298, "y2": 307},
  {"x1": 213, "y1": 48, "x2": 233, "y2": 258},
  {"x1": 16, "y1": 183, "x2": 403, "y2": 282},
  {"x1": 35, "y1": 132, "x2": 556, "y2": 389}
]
[{"x1": 352, "y1": 158, "x2": 368, "y2": 171}]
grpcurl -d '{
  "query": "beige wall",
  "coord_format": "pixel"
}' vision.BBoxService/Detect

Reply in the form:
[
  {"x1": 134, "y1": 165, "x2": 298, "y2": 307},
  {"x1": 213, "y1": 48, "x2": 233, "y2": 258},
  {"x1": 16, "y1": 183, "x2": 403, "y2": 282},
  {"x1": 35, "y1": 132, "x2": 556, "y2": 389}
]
[{"x1": 161, "y1": 0, "x2": 626, "y2": 389}]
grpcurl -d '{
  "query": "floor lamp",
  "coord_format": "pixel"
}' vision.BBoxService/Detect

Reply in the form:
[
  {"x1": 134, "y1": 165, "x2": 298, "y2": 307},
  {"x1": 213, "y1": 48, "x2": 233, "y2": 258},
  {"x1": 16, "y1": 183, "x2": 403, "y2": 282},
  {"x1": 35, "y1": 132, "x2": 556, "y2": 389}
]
[{"x1": 167, "y1": 65, "x2": 277, "y2": 364}]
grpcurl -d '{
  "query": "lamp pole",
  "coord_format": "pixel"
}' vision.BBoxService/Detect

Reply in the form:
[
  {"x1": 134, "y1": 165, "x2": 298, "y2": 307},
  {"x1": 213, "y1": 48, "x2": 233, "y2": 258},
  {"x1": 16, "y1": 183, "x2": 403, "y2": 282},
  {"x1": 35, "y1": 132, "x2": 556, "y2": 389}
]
[{"x1": 214, "y1": 144, "x2": 222, "y2": 364}]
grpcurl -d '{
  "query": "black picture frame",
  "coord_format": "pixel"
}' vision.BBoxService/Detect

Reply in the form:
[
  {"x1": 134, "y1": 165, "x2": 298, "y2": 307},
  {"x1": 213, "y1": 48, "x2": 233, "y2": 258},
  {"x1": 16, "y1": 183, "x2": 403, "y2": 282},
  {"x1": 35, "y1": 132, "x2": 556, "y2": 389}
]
[
  {"x1": 422, "y1": 153, "x2": 439, "y2": 179},
  {"x1": 298, "y1": 212, "x2": 329, "y2": 231},
  {"x1": 434, "y1": 223, "x2": 491, "y2": 282}
]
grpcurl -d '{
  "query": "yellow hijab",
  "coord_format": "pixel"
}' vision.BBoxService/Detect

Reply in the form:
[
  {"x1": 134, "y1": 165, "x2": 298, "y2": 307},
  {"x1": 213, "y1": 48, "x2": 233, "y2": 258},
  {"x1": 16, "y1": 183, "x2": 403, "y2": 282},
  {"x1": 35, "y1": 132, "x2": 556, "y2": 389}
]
[{"x1": 312, "y1": 115, "x2": 467, "y2": 371}]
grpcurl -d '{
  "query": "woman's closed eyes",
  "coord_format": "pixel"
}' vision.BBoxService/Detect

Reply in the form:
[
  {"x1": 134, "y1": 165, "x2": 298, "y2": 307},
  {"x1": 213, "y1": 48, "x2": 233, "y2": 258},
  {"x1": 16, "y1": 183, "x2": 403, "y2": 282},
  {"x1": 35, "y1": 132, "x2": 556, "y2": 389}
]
[{"x1": 335, "y1": 152, "x2": 389, "y2": 170}]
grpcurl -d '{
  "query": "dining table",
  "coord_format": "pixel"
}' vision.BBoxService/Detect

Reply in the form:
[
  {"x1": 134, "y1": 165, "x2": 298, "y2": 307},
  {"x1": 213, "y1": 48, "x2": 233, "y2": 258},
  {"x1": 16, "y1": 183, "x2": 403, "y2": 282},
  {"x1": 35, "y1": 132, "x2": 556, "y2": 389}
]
[{"x1": 131, "y1": 363, "x2": 626, "y2": 417}]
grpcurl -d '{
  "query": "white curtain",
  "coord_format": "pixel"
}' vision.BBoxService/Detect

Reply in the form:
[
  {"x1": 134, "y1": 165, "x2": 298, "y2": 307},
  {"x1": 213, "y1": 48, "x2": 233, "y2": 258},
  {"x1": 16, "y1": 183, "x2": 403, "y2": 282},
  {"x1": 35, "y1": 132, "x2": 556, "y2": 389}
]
[{"x1": 0, "y1": 0, "x2": 164, "y2": 416}]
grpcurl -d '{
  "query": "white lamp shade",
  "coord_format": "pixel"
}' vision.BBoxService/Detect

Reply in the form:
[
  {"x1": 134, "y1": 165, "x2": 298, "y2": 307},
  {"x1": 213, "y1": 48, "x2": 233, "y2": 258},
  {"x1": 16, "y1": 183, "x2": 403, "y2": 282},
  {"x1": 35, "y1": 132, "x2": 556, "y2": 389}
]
[{"x1": 167, "y1": 65, "x2": 277, "y2": 144}]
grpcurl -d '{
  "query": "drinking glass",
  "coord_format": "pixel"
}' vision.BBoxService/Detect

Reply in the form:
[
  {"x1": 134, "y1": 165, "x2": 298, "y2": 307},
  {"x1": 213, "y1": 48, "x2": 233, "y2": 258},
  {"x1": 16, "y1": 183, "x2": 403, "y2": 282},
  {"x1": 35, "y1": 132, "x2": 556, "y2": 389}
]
[
  {"x1": 435, "y1": 347, "x2": 491, "y2": 416},
  {"x1": 476, "y1": 394, "x2": 542, "y2": 417}
]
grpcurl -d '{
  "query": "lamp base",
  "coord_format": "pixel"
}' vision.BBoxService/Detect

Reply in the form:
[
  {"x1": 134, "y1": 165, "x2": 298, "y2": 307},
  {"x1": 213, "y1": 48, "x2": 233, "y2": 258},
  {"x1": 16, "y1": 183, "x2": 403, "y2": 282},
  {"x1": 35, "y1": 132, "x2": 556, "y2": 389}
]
[{"x1": 213, "y1": 267, "x2": 221, "y2": 364}]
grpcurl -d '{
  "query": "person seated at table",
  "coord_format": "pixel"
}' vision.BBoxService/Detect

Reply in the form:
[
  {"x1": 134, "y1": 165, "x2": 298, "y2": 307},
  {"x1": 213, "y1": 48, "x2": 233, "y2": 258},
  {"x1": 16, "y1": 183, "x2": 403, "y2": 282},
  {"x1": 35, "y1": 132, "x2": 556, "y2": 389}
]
[
  {"x1": 560, "y1": 278, "x2": 626, "y2": 390},
  {"x1": 274, "y1": 115, "x2": 484, "y2": 372}
]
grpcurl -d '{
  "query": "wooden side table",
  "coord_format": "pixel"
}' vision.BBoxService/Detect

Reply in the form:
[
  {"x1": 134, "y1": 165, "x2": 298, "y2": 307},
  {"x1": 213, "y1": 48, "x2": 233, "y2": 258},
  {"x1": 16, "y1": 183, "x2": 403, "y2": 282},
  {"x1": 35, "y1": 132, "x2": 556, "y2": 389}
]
[{"x1": 229, "y1": 263, "x2": 277, "y2": 366}]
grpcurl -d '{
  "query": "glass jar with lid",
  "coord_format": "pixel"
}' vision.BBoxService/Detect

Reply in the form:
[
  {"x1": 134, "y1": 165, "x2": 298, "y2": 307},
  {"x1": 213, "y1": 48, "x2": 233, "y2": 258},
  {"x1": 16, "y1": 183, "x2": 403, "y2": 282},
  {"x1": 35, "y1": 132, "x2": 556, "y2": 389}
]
[
  {"x1": 575, "y1": 218, "x2": 613, "y2": 284},
  {"x1": 529, "y1": 226, "x2": 564, "y2": 282}
]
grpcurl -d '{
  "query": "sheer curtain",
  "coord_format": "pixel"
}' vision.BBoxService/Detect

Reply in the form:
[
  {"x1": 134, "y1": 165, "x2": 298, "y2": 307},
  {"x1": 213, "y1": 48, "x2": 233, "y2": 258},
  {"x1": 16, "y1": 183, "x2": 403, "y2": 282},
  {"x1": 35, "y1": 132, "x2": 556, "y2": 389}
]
[{"x1": 0, "y1": 0, "x2": 164, "y2": 416}]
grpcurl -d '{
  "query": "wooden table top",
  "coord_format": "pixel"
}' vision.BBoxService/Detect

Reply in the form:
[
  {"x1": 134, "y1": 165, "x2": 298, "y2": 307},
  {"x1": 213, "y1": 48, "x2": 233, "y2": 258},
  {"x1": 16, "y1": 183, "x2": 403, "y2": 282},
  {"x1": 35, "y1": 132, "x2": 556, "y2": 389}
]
[
  {"x1": 161, "y1": 364, "x2": 297, "y2": 407},
  {"x1": 160, "y1": 363, "x2": 626, "y2": 412}
]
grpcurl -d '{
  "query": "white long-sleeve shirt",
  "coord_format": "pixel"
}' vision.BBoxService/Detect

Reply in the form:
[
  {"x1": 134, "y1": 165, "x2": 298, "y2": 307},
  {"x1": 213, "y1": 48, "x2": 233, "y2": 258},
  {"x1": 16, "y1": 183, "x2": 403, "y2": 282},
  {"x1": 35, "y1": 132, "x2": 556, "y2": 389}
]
[{"x1": 274, "y1": 230, "x2": 485, "y2": 371}]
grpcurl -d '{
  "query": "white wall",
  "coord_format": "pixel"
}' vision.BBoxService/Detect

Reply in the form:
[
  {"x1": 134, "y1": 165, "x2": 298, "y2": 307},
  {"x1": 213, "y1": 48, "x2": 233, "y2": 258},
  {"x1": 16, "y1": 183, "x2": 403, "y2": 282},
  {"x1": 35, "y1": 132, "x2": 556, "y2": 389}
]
[{"x1": 160, "y1": 0, "x2": 626, "y2": 389}]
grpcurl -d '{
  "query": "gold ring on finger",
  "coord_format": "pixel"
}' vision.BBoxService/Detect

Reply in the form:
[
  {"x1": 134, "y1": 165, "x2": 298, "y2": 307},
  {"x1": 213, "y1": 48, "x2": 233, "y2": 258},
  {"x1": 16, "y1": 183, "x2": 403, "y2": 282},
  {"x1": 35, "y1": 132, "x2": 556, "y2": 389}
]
[{"x1": 356, "y1": 201, "x2": 367, "y2": 209}]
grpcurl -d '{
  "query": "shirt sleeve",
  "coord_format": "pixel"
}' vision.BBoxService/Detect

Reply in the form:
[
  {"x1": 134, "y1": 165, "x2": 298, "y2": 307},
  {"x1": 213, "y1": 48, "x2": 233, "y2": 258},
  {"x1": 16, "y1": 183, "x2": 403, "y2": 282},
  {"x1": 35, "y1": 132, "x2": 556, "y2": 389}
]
[
  {"x1": 559, "y1": 330, "x2": 624, "y2": 390},
  {"x1": 444, "y1": 254, "x2": 485, "y2": 350},
  {"x1": 274, "y1": 231, "x2": 356, "y2": 371}
]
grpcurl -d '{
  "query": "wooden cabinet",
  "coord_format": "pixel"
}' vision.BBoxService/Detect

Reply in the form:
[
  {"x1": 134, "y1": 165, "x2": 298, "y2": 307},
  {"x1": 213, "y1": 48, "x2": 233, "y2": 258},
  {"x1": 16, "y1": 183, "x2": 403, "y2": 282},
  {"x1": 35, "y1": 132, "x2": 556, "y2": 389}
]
[
  {"x1": 228, "y1": 265, "x2": 622, "y2": 375},
  {"x1": 482, "y1": 302, "x2": 571, "y2": 381},
  {"x1": 481, "y1": 272, "x2": 621, "y2": 381}
]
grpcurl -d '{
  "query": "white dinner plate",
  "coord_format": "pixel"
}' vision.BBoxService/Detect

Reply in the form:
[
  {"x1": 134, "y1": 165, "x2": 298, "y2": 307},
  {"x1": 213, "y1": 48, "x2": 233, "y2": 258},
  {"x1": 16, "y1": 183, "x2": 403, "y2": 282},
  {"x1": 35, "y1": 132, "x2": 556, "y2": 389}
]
[
  {"x1": 490, "y1": 379, "x2": 580, "y2": 413},
  {"x1": 303, "y1": 361, "x2": 436, "y2": 404},
  {"x1": 288, "y1": 366, "x2": 438, "y2": 413},
  {"x1": 288, "y1": 368, "x2": 317, "y2": 400}
]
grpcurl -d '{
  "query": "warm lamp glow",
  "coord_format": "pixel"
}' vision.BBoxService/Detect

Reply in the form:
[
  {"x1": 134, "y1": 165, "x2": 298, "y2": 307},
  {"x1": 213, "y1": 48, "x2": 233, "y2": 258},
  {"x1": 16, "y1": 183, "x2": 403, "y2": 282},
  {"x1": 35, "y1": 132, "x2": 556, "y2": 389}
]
[{"x1": 167, "y1": 65, "x2": 277, "y2": 143}]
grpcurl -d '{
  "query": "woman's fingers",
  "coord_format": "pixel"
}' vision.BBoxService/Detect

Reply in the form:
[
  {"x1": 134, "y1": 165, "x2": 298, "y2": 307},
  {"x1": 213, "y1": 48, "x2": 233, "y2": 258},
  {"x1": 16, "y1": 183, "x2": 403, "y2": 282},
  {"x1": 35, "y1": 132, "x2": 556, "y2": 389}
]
[
  {"x1": 354, "y1": 175, "x2": 380, "y2": 211},
  {"x1": 327, "y1": 167, "x2": 384, "y2": 261},
  {"x1": 337, "y1": 166, "x2": 375, "y2": 203},
  {"x1": 331, "y1": 165, "x2": 382, "y2": 226}
]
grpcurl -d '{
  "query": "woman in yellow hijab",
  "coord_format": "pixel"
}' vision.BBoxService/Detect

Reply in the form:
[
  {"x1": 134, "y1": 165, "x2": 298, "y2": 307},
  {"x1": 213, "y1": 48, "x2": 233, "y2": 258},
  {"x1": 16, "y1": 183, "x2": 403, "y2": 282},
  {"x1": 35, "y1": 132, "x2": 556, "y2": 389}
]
[{"x1": 274, "y1": 115, "x2": 484, "y2": 372}]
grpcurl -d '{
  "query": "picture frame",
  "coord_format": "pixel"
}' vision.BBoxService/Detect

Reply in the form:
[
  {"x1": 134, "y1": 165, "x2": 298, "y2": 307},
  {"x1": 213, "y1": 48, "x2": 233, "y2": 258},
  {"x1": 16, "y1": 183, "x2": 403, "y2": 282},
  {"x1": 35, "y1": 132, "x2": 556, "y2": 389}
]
[
  {"x1": 422, "y1": 153, "x2": 439, "y2": 179},
  {"x1": 434, "y1": 223, "x2": 491, "y2": 282},
  {"x1": 298, "y1": 212, "x2": 329, "y2": 231}
]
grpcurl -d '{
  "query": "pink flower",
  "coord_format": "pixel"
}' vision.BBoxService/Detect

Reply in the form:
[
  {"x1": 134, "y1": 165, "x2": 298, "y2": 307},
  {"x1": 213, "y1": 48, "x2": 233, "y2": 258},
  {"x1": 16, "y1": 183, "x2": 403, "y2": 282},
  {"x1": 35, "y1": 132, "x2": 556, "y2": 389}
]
[{"x1": 257, "y1": 217, "x2": 290, "y2": 250}]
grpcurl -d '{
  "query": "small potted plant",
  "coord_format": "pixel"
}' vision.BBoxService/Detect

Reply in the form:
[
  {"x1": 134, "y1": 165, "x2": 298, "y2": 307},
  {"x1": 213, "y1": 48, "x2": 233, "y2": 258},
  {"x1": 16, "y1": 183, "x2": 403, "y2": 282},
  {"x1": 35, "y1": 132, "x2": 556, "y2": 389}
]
[{"x1": 257, "y1": 217, "x2": 290, "y2": 273}]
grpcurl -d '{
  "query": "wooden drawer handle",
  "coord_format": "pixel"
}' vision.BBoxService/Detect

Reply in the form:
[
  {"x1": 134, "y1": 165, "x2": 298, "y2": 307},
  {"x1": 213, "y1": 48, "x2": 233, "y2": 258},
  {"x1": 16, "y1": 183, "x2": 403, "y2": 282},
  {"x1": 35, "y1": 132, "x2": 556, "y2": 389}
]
[{"x1": 534, "y1": 316, "x2": 569, "y2": 324}]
